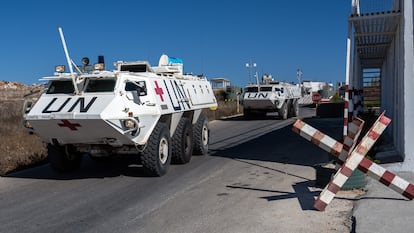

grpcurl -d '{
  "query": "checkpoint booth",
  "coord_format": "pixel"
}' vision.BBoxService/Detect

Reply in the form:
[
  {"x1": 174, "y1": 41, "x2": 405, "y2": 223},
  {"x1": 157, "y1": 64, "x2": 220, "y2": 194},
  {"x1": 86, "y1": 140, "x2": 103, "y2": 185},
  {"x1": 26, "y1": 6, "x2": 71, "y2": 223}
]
[{"x1": 344, "y1": 0, "x2": 414, "y2": 169}]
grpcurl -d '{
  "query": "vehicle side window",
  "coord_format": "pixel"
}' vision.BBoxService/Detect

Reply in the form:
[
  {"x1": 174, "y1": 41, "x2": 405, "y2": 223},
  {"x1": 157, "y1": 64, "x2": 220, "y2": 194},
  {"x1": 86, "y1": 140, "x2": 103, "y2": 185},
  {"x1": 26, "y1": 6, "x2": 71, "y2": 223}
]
[
  {"x1": 125, "y1": 82, "x2": 137, "y2": 91},
  {"x1": 125, "y1": 81, "x2": 147, "y2": 96}
]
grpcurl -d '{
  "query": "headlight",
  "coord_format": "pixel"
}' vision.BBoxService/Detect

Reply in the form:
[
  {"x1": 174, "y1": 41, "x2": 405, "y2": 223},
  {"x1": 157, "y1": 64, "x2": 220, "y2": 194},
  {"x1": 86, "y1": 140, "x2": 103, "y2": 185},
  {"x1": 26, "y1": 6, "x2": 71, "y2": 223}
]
[
  {"x1": 94, "y1": 63, "x2": 105, "y2": 71},
  {"x1": 123, "y1": 119, "x2": 136, "y2": 129},
  {"x1": 24, "y1": 120, "x2": 32, "y2": 129},
  {"x1": 55, "y1": 65, "x2": 65, "y2": 73}
]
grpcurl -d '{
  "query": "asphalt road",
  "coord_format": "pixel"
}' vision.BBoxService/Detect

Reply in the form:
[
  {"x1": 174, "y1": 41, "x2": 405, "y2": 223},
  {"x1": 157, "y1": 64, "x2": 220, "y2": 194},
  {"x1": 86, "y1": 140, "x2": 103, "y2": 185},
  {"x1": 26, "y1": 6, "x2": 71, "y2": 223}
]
[{"x1": 0, "y1": 107, "x2": 354, "y2": 233}]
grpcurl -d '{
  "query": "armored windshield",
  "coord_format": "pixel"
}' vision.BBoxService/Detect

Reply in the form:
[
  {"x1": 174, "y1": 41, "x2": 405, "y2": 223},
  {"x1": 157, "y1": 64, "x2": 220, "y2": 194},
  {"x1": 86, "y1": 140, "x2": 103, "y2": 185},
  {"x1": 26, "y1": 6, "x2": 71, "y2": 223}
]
[
  {"x1": 46, "y1": 80, "x2": 75, "y2": 94},
  {"x1": 260, "y1": 86, "x2": 272, "y2": 92},
  {"x1": 245, "y1": 87, "x2": 258, "y2": 92},
  {"x1": 84, "y1": 79, "x2": 116, "y2": 92}
]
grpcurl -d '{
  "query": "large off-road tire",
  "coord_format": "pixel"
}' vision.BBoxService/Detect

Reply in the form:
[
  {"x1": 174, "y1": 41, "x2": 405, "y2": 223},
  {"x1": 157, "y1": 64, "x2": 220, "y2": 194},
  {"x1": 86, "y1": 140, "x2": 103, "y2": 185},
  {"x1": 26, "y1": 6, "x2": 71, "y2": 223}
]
[
  {"x1": 48, "y1": 144, "x2": 82, "y2": 172},
  {"x1": 172, "y1": 117, "x2": 193, "y2": 164},
  {"x1": 278, "y1": 101, "x2": 288, "y2": 120},
  {"x1": 141, "y1": 123, "x2": 171, "y2": 176},
  {"x1": 292, "y1": 100, "x2": 299, "y2": 117},
  {"x1": 243, "y1": 109, "x2": 253, "y2": 119},
  {"x1": 193, "y1": 113, "x2": 209, "y2": 156}
]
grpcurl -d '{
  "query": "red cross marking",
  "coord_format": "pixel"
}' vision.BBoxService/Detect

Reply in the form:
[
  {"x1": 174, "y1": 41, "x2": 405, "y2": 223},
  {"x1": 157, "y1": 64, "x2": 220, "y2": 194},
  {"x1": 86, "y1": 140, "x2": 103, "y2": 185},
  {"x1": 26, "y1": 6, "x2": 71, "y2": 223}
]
[
  {"x1": 58, "y1": 120, "x2": 81, "y2": 131},
  {"x1": 154, "y1": 81, "x2": 164, "y2": 102}
]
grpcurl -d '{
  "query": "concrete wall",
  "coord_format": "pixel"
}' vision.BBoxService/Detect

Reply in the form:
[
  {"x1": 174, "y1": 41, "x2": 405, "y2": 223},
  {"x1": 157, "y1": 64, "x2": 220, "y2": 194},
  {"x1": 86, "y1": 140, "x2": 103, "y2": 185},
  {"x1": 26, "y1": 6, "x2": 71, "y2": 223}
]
[
  {"x1": 381, "y1": 15, "x2": 403, "y2": 160},
  {"x1": 386, "y1": 0, "x2": 414, "y2": 171},
  {"x1": 401, "y1": 0, "x2": 414, "y2": 169}
]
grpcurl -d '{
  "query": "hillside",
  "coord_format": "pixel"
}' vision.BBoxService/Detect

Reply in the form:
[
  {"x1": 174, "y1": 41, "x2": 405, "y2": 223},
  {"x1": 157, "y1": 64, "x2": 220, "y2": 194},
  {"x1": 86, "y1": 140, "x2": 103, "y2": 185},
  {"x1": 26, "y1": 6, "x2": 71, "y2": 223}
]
[{"x1": 0, "y1": 81, "x2": 46, "y2": 175}]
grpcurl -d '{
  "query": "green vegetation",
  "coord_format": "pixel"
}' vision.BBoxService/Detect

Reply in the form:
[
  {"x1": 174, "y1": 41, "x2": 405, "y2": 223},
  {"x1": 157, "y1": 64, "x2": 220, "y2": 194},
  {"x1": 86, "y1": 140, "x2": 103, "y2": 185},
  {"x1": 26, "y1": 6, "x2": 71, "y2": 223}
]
[{"x1": 364, "y1": 100, "x2": 381, "y2": 108}]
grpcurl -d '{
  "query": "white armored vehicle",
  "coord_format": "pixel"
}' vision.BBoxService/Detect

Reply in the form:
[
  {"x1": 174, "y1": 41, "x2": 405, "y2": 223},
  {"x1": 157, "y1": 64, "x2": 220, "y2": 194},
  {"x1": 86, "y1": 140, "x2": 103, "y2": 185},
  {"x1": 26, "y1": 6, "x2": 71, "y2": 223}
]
[
  {"x1": 23, "y1": 28, "x2": 217, "y2": 176},
  {"x1": 242, "y1": 75, "x2": 302, "y2": 119}
]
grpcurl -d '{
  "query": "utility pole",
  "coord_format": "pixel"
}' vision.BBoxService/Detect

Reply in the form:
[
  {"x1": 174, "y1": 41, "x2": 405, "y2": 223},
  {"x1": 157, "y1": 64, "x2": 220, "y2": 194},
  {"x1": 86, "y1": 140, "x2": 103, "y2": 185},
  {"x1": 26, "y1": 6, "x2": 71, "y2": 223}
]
[{"x1": 245, "y1": 60, "x2": 257, "y2": 85}]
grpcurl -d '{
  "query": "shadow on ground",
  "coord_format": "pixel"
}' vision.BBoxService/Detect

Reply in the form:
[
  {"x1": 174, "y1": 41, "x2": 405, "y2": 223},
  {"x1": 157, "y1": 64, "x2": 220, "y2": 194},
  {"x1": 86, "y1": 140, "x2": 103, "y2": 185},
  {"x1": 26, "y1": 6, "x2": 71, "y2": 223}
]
[
  {"x1": 210, "y1": 117, "x2": 343, "y2": 167},
  {"x1": 5, "y1": 155, "x2": 158, "y2": 180},
  {"x1": 207, "y1": 117, "x2": 345, "y2": 211}
]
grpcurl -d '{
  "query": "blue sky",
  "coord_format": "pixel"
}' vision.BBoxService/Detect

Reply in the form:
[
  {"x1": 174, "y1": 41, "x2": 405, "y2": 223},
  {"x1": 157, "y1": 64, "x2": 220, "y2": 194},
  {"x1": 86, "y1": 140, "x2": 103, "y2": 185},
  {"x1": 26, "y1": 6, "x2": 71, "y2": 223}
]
[{"x1": 0, "y1": 0, "x2": 351, "y2": 87}]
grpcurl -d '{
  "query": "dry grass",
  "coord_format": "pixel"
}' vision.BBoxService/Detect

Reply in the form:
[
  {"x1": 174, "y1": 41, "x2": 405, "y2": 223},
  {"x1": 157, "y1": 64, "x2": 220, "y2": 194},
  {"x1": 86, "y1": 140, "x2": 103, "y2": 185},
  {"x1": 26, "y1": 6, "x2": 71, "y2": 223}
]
[
  {"x1": 0, "y1": 100, "x2": 47, "y2": 175},
  {"x1": 205, "y1": 100, "x2": 242, "y2": 121}
]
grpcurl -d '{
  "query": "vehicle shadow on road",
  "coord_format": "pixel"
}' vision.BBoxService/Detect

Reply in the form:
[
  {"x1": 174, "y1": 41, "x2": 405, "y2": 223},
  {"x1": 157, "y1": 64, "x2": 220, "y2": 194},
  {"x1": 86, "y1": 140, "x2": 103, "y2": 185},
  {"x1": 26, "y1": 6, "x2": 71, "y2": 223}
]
[
  {"x1": 211, "y1": 117, "x2": 342, "y2": 167},
  {"x1": 5, "y1": 156, "x2": 156, "y2": 180},
  {"x1": 219, "y1": 114, "x2": 283, "y2": 121}
]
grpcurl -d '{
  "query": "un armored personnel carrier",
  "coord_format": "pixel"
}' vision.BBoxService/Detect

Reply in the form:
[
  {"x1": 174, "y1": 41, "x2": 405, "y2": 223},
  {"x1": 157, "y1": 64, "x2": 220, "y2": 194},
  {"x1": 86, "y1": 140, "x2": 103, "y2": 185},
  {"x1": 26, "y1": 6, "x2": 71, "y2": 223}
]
[
  {"x1": 23, "y1": 28, "x2": 217, "y2": 176},
  {"x1": 242, "y1": 74, "x2": 302, "y2": 119}
]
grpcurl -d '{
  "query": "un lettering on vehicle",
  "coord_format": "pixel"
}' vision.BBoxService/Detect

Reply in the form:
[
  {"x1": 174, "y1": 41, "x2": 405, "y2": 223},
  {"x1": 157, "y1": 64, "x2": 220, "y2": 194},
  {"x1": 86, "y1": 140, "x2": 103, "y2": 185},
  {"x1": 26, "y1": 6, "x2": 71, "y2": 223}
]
[
  {"x1": 247, "y1": 93, "x2": 269, "y2": 98},
  {"x1": 42, "y1": 97, "x2": 97, "y2": 113},
  {"x1": 162, "y1": 80, "x2": 191, "y2": 111}
]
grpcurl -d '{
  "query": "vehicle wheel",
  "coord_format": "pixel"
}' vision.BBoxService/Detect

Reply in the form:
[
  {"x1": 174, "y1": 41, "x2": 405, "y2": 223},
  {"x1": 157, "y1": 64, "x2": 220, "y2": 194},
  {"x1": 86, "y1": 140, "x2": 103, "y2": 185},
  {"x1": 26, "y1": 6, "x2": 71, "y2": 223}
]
[
  {"x1": 141, "y1": 122, "x2": 171, "y2": 176},
  {"x1": 172, "y1": 117, "x2": 193, "y2": 164},
  {"x1": 243, "y1": 109, "x2": 253, "y2": 119},
  {"x1": 193, "y1": 113, "x2": 209, "y2": 155},
  {"x1": 292, "y1": 100, "x2": 299, "y2": 117},
  {"x1": 278, "y1": 101, "x2": 288, "y2": 120},
  {"x1": 48, "y1": 144, "x2": 82, "y2": 172},
  {"x1": 257, "y1": 111, "x2": 267, "y2": 118}
]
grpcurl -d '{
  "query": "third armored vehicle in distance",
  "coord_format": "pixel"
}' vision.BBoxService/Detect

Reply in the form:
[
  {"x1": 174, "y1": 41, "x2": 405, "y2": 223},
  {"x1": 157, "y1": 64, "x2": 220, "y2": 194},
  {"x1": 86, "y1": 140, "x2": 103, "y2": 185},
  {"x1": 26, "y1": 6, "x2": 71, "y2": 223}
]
[{"x1": 242, "y1": 74, "x2": 302, "y2": 119}]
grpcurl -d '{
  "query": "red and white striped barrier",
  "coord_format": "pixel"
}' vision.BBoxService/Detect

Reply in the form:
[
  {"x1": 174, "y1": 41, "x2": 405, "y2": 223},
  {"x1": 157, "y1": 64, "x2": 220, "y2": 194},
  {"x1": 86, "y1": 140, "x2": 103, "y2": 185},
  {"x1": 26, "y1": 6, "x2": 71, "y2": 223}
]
[
  {"x1": 292, "y1": 112, "x2": 414, "y2": 211},
  {"x1": 335, "y1": 117, "x2": 365, "y2": 169},
  {"x1": 292, "y1": 117, "x2": 363, "y2": 163},
  {"x1": 314, "y1": 112, "x2": 390, "y2": 211},
  {"x1": 343, "y1": 85, "x2": 350, "y2": 139}
]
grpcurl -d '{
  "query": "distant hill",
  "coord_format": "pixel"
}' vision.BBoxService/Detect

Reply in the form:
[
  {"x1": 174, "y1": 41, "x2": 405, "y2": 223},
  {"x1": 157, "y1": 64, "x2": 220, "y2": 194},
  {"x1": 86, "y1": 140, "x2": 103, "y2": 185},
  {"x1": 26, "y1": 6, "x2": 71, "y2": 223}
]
[{"x1": 0, "y1": 81, "x2": 44, "y2": 101}]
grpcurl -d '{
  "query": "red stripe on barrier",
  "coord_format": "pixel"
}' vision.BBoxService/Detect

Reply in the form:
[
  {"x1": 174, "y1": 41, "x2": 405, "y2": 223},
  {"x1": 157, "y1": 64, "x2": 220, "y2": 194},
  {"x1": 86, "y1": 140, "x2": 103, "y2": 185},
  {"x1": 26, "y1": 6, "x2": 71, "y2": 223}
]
[
  {"x1": 327, "y1": 182, "x2": 341, "y2": 194},
  {"x1": 311, "y1": 131, "x2": 325, "y2": 146},
  {"x1": 292, "y1": 120, "x2": 305, "y2": 134},
  {"x1": 403, "y1": 184, "x2": 414, "y2": 200},
  {"x1": 380, "y1": 115, "x2": 392, "y2": 125},
  {"x1": 357, "y1": 158, "x2": 373, "y2": 173},
  {"x1": 368, "y1": 130, "x2": 381, "y2": 141},
  {"x1": 291, "y1": 126, "x2": 301, "y2": 135},
  {"x1": 331, "y1": 142, "x2": 342, "y2": 156},
  {"x1": 344, "y1": 101, "x2": 349, "y2": 108},
  {"x1": 379, "y1": 171, "x2": 396, "y2": 186},
  {"x1": 341, "y1": 166, "x2": 354, "y2": 177},
  {"x1": 314, "y1": 199, "x2": 328, "y2": 211}
]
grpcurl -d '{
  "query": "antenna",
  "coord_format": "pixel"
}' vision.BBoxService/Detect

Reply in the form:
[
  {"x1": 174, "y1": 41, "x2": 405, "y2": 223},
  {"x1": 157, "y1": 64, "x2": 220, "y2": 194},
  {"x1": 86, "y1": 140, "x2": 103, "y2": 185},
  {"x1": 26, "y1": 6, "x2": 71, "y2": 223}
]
[{"x1": 58, "y1": 26, "x2": 79, "y2": 94}]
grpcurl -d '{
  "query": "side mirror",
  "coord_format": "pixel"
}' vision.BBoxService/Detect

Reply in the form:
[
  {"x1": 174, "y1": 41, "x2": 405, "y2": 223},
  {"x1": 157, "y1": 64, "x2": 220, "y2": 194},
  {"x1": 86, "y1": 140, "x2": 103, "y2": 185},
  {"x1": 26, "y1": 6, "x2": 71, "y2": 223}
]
[
  {"x1": 136, "y1": 81, "x2": 147, "y2": 96},
  {"x1": 125, "y1": 81, "x2": 147, "y2": 96},
  {"x1": 136, "y1": 86, "x2": 147, "y2": 96},
  {"x1": 22, "y1": 100, "x2": 33, "y2": 116}
]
